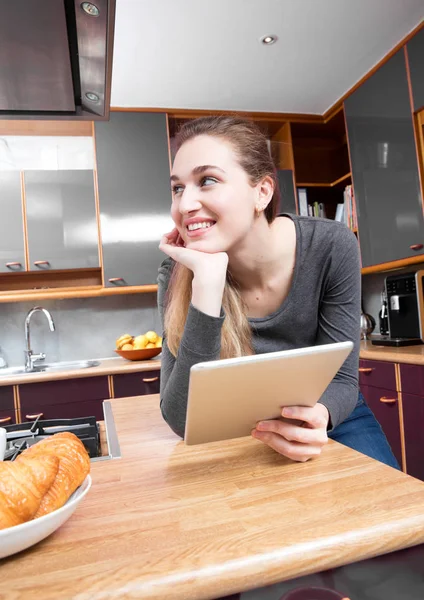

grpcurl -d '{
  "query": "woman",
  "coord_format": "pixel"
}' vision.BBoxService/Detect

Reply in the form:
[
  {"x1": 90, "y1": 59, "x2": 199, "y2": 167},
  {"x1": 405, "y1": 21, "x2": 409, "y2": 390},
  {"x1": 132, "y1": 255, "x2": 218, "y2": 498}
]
[{"x1": 157, "y1": 115, "x2": 398, "y2": 468}]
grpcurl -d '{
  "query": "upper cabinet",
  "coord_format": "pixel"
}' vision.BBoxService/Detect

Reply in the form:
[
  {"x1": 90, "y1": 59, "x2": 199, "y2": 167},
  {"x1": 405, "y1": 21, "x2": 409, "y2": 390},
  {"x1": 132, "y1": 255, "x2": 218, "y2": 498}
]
[
  {"x1": 0, "y1": 172, "x2": 25, "y2": 273},
  {"x1": 95, "y1": 112, "x2": 172, "y2": 287},
  {"x1": 407, "y1": 26, "x2": 424, "y2": 113},
  {"x1": 344, "y1": 49, "x2": 424, "y2": 268},
  {"x1": 24, "y1": 170, "x2": 99, "y2": 271}
]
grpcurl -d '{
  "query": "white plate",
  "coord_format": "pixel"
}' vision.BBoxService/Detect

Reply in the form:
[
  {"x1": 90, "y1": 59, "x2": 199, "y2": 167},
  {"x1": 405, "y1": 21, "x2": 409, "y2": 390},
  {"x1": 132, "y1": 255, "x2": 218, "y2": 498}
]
[{"x1": 0, "y1": 474, "x2": 92, "y2": 559}]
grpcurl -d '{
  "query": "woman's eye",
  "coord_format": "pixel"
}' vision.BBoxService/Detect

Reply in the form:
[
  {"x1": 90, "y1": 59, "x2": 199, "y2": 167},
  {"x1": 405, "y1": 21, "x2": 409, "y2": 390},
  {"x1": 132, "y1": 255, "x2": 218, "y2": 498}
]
[
  {"x1": 200, "y1": 176, "x2": 217, "y2": 187},
  {"x1": 172, "y1": 184, "x2": 184, "y2": 195}
]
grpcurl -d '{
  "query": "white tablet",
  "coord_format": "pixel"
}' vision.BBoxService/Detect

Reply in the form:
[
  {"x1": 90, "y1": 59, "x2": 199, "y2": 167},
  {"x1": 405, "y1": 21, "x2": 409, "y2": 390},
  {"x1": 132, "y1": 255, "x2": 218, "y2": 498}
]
[{"x1": 184, "y1": 340, "x2": 354, "y2": 445}]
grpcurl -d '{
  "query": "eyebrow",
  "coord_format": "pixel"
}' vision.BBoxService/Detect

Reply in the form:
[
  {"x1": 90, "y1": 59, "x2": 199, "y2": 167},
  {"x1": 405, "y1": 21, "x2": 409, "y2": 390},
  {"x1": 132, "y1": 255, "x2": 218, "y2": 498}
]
[{"x1": 170, "y1": 165, "x2": 225, "y2": 182}]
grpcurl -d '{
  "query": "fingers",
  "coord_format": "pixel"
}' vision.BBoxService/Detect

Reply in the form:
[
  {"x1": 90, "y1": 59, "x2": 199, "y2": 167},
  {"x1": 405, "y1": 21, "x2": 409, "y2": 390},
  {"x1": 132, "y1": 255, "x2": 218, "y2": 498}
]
[
  {"x1": 281, "y1": 405, "x2": 329, "y2": 430},
  {"x1": 255, "y1": 419, "x2": 328, "y2": 446},
  {"x1": 252, "y1": 429, "x2": 323, "y2": 462}
]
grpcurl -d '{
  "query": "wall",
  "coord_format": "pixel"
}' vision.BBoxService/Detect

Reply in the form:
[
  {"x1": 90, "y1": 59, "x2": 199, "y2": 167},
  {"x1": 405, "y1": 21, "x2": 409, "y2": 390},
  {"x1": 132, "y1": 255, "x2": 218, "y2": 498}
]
[{"x1": 0, "y1": 294, "x2": 160, "y2": 367}]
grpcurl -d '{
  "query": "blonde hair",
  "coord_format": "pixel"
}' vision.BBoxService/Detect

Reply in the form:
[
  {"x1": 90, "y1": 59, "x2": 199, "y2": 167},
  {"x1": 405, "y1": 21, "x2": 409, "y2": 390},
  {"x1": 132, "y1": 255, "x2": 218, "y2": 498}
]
[{"x1": 165, "y1": 116, "x2": 280, "y2": 359}]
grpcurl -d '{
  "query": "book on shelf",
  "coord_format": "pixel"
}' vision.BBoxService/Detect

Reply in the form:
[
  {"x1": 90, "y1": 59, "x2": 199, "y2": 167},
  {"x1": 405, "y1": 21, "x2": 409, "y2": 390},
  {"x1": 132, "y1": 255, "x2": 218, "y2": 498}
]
[{"x1": 296, "y1": 185, "x2": 357, "y2": 232}]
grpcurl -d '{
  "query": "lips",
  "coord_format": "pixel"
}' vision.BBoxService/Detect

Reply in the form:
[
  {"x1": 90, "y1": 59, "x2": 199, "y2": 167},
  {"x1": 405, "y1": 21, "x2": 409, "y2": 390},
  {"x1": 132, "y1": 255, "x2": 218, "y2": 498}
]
[{"x1": 184, "y1": 218, "x2": 216, "y2": 238}]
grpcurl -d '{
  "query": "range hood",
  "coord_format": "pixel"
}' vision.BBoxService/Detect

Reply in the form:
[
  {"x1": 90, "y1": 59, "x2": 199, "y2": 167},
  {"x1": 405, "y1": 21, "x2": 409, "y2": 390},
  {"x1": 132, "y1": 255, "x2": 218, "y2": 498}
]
[{"x1": 0, "y1": 0, "x2": 116, "y2": 121}]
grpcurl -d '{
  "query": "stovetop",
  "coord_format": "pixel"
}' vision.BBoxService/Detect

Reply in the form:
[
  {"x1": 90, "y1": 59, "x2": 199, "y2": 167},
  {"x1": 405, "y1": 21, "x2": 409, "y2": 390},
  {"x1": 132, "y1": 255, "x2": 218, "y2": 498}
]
[{"x1": 3, "y1": 415, "x2": 101, "y2": 461}]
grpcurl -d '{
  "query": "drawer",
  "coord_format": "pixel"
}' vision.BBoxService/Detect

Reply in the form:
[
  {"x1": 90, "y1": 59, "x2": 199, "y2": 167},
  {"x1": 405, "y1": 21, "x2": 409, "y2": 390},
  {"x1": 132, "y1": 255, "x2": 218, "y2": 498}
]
[
  {"x1": 359, "y1": 359, "x2": 397, "y2": 391},
  {"x1": 0, "y1": 385, "x2": 15, "y2": 411},
  {"x1": 20, "y1": 400, "x2": 104, "y2": 423},
  {"x1": 113, "y1": 370, "x2": 160, "y2": 398},
  {"x1": 399, "y1": 363, "x2": 424, "y2": 397},
  {"x1": 0, "y1": 409, "x2": 17, "y2": 425},
  {"x1": 19, "y1": 376, "x2": 109, "y2": 408}
]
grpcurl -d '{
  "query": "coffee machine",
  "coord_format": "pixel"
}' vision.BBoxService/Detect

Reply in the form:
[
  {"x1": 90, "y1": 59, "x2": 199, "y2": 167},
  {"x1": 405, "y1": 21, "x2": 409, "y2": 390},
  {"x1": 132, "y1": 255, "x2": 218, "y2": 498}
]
[{"x1": 371, "y1": 269, "x2": 424, "y2": 346}]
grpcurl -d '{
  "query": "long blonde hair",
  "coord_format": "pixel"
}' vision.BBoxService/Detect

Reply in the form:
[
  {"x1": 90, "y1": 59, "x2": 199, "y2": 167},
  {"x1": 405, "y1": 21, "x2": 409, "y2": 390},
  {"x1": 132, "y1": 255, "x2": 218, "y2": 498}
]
[{"x1": 165, "y1": 116, "x2": 280, "y2": 359}]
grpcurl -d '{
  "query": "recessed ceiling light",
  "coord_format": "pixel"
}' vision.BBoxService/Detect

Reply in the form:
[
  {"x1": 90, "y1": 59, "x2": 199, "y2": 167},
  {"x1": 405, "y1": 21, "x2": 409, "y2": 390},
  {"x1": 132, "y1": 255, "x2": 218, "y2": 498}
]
[
  {"x1": 81, "y1": 2, "x2": 100, "y2": 16},
  {"x1": 261, "y1": 35, "x2": 278, "y2": 45},
  {"x1": 85, "y1": 92, "x2": 99, "y2": 102}
]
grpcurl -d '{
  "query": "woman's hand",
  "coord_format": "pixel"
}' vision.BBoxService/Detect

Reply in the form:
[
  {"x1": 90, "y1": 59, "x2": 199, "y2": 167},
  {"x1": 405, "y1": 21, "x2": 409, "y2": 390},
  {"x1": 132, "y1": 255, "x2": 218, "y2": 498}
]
[
  {"x1": 251, "y1": 404, "x2": 330, "y2": 462},
  {"x1": 159, "y1": 228, "x2": 228, "y2": 317}
]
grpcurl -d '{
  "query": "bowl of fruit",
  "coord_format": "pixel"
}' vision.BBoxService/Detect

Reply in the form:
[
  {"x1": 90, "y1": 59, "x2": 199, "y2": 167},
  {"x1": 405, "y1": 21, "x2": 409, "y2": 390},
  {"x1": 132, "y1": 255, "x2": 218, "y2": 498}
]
[{"x1": 115, "y1": 331, "x2": 162, "y2": 361}]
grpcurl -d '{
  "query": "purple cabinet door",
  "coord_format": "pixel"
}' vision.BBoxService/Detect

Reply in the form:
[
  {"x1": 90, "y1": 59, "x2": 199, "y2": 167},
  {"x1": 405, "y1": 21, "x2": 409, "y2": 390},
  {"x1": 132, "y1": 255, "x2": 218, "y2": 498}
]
[
  {"x1": 19, "y1": 376, "x2": 109, "y2": 422},
  {"x1": 113, "y1": 370, "x2": 160, "y2": 398},
  {"x1": 399, "y1": 364, "x2": 424, "y2": 396},
  {"x1": 360, "y1": 384, "x2": 402, "y2": 467},
  {"x1": 359, "y1": 359, "x2": 397, "y2": 390},
  {"x1": 402, "y1": 392, "x2": 424, "y2": 481},
  {"x1": 0, "y1": 409, "x2": 16, "y2": 425},
  {"x1": 0, "y1": 385, "x2": 14, "y2": 410}
]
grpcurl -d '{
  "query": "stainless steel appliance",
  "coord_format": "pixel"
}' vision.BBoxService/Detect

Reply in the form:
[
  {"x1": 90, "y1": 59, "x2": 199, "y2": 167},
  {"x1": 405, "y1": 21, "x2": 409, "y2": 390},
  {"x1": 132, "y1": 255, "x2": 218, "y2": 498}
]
[{"x1": 372, "y1": 270, "x2": 424, "y2": 346}]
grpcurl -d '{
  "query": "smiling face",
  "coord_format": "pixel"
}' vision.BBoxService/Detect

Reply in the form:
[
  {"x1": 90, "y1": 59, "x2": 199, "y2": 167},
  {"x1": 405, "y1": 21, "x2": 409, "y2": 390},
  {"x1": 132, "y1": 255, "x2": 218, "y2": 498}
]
[{"x1": 170, "y1": 135, "x2": 262, "y2": 253}]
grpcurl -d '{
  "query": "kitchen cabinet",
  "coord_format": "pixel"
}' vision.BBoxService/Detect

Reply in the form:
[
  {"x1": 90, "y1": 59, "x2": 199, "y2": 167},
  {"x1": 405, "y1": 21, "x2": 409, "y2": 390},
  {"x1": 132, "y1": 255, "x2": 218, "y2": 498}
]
[
  {"x1": 359, "y1": 359, "x2": 396, "y2": 390},
  {"x1": 24, "y1": 170, "x2": 99, "y2": 271},
  {"x1": 407, "y1": 27, "x2": 424, "y2": 112},
  {"x1": 344, "y1": 49, "x2": 424, "y2": 268},
  {"x1": 402, "y1": 392, "x2": 424, "y2": 481},
  {"x1": 0, "y1": 385, "x2": 16, "y2": 425},
  {"x1": 95, "y1": 112, "x2": 172, "y2": 287},
  {"x1": 360, "y1": 384, "x2": 403, "y2": 467},
  {"x1": 19, "y1": 376, "x2": 109, "y2": 422},
  {"x1": 277, "y1": 170, "x2": 297, "y2": 214},
  {"x1": 0, "y1": 172, "x2": 25, "y2": 273},
  {"x1": 113, "y1": 370, "x2": 160, "y2": 398}
]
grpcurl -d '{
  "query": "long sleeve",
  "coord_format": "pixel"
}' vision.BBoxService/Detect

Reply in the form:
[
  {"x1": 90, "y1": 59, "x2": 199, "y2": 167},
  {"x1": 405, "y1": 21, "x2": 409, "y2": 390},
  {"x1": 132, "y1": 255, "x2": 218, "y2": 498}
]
[
  {"x1": 157, "y1": 258, "x2": 225, "y2": 437},
  {"x1": 315, "y1": 226, "x2": 361, "y2": 430}
]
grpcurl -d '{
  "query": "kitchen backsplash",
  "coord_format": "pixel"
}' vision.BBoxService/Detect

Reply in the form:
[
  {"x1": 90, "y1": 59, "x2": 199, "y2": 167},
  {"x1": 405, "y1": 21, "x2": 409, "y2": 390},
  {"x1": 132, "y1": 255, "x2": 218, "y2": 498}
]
[{"x1": 0, "y1": 294, "x2": 160, "y2": 367}]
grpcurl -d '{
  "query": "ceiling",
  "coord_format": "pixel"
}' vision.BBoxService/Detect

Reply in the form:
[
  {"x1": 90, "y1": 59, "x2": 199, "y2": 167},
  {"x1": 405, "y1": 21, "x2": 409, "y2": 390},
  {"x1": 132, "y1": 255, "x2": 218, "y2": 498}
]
[{"x1": 110, "y1": 0, "x2": 424, "y2": 115}]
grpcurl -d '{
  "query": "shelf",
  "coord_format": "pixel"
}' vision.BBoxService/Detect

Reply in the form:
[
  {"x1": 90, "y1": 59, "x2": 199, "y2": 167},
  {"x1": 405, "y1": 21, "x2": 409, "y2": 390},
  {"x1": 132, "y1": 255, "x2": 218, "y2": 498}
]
[
  {"x1": 296, "y1": 172, "x2": 351, "y2": 188},
  {"x1": 361, "y1": 255, "x2": 424, "y2": 275},
  {"x1": 0, "y1": 284, "x2": 158, "y2": 304}
]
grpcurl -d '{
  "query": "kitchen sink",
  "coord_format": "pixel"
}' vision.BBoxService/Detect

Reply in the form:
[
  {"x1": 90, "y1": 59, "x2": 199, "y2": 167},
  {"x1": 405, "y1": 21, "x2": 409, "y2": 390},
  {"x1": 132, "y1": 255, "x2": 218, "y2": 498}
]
[{"x1": 0, "y1": 359, "x2": 100, "y2": 378}]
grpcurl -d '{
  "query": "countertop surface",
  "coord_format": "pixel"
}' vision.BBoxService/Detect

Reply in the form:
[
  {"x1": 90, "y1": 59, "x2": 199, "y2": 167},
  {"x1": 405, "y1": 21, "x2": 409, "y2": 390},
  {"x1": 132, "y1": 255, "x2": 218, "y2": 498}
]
[
  {"x1": 0, "y1": 356, "x2": 161, "y2": 387},
  {"x1": 1, "y1": 341, "x2": 423, "y2": 388},
  {"x1": 2, "y1": 395, "x2": 424, "y2": 599},
  {"x1": 360, "y1": 340, "x2": 424, "y2": 365}
]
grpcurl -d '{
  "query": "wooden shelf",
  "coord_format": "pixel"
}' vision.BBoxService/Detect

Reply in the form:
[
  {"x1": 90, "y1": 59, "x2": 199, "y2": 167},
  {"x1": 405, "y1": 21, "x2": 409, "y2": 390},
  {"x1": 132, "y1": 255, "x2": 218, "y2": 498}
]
[
  {"x1": 0, "y1": 284, "x2": 158, "y2": 304},
  {"x1": 296, "y1": 172, "x2": 351, "y2": 188},
  {"x1": 361, "y1": 255, "x2": 424, "y2": 275}
]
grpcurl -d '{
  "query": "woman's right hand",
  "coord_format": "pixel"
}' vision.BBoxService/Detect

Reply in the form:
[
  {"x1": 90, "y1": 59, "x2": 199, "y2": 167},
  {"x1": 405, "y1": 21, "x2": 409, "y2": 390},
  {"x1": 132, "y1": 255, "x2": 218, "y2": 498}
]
[{"x1": 159, "y1": 228, "x2": 228, "y2": 317}]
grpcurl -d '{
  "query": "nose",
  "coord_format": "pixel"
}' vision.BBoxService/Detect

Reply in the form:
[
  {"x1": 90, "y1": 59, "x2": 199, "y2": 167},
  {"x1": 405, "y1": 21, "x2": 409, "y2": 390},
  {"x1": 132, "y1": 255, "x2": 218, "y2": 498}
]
[{"x1": 178, "y1": 185, "x2": 202, "y2": 215}]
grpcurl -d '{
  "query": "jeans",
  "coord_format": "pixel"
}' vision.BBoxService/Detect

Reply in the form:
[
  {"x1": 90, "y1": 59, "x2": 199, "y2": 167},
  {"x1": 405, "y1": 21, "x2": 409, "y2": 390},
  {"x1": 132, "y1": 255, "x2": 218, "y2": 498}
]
[{"x1": 328, "y1": 391, "x2": 400, "y2": 470}]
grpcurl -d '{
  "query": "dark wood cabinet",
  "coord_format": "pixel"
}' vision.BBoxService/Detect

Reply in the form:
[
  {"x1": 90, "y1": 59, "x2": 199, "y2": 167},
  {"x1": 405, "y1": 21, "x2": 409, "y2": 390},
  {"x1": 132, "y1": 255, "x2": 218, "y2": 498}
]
[
  {"x1": 113, "y1": 370, "x2": 160, "y2": 398},
  {"x1": 345, "y1": 49, "x2": 424, "y2": 268},
  {"x1": 19, "y1": 376, "x2": 109, "y2": 422},
  {"x1": 402, "y1": 392, "x2": 424, "y2": 481},
  {"x1": 0, "y1": 385, "x2": 15, "y2": 411},
  {"x1": 399, "y1": 363, "x2": 424, "y2": 396},
  {"x1": 0, "y1": 410, "x2": 16, "y2": 425},
  {"x1": 360, "y1": 384, "x2": 402, "y2": 467},
  {"x1": 407, "y1": 26, "x2": 424, "y2": 112}
]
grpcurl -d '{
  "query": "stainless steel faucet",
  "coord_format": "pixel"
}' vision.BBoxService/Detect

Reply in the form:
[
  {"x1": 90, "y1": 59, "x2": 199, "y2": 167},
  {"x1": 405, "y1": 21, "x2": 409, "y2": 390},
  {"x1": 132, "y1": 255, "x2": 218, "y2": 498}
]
[{"x1": 24, "y1": 307, "x2": 56, "y2": 371}]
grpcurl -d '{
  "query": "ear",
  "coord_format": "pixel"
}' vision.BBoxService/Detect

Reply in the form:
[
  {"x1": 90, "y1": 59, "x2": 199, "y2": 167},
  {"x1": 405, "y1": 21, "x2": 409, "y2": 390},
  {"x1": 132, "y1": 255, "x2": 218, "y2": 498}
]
[{"x1": 255, "y1": 175, "x2": 275, "y2": 213}]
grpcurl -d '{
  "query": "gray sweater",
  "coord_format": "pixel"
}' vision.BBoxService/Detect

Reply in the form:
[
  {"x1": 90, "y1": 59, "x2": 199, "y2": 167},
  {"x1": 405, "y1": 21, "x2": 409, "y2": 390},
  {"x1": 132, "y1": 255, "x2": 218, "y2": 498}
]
[{"x1": 157, "y1": 214, "x2": 361, "y2": 438}]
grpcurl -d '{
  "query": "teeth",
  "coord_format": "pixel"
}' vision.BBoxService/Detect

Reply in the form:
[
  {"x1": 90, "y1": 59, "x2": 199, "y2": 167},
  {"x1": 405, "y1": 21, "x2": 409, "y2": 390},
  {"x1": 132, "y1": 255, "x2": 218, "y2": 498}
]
[{"x1": 187, "y1": 221, "x2": 213, "y2": 231}]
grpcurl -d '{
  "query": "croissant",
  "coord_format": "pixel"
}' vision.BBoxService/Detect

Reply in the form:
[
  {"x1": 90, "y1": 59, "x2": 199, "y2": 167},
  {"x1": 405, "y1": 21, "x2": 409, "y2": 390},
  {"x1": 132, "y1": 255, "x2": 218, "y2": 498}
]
[
  {"x1": 0, "y1": 455, "x2": 59, "y2": 530},
  {"x1": 18, "y1": 432, "x2": 90, "y2": 518}
]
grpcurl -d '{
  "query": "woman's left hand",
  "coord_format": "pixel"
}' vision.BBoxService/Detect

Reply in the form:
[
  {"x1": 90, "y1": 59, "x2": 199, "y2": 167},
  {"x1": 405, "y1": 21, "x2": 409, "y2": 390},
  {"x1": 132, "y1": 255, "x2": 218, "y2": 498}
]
[{"x1": 251, "y1": 404, "x2": 330, "y2": 462}]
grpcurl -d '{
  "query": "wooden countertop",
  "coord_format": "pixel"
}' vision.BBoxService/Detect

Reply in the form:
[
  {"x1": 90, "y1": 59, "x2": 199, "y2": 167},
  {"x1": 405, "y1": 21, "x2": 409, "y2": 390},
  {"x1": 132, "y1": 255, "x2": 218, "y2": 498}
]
[
  {"x1": 3, "y1": 395, "x2": 424, "y2": 599},
  {"x1": 0, "y1": 356, "x2": 161, "y2": 387},
  {"x1": 360, "y1": 340, "x2": 424, "y2": 365}
]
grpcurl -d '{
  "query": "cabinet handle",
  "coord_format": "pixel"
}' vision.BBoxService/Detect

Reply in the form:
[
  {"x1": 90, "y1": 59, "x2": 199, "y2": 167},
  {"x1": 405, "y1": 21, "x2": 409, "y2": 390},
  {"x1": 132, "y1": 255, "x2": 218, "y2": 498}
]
[
  {"x1": 6, "y1": 262, "x2": 22, "y2": 269},
  {"x1": 359, "y1": 368, "x2": 374, "y2": 373},
  {"x1": 380, "y1": 397, "x2": 397, "y2": 404},
  {"x1": 25, "y1": 413, "x2": 44, "y2": 420},
  {"x1": 142, "y1": 376, "x2": 159, "y2": 383},
  {"x1": 34, "y1": 260, "x2": 50, "y2": 267},
  {"x1": 108, "y1": 277, "x2": 125, "y2": 284},
  {"x1": 410, "y1": 244, "x2": 423, "y2": 251},
  {"x1": 0, "y1": 416, "x2": 12, "y2": 424}
]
